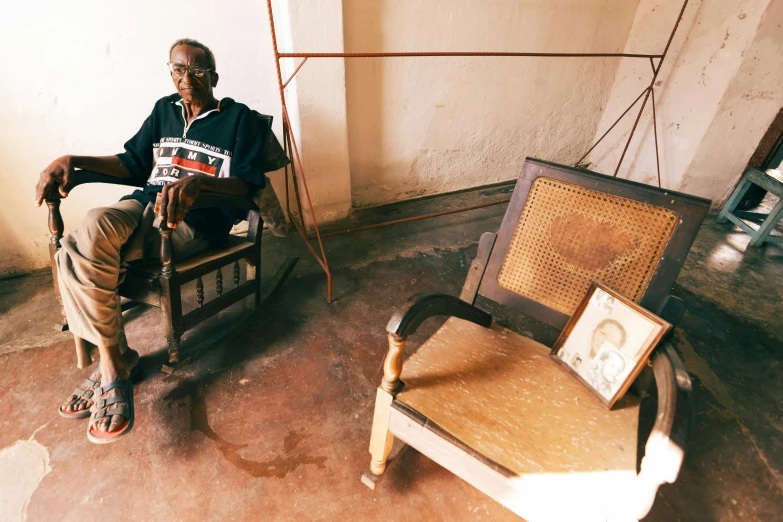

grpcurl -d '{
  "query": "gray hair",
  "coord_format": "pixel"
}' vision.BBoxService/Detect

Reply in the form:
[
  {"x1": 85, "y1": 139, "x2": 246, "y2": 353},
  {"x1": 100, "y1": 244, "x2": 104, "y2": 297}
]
[{"x1": 169, "y1": 38, "x2": 216, "y2": 71}]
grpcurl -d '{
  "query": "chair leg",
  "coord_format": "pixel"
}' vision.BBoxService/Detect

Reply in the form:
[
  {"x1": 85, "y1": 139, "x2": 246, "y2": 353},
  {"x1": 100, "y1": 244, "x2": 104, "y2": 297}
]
[
  {"x1": 246, "y1": 263, "x2": 261, "y2": 309},
  {"x1": 46, "y1": 199, "x2": 69, "y2": 330},
  {"x1": 74, "y1": 336, "x2": 93, "y2": 369},
  {"x1": 167, "y1": 336, "x2": 181, "y2": 364},
  {"x1": 748, "y1": 197, "x2": 783, "y2": 247},
  {"x1": 160, "y1": 283, "x2": 182, "y2": 364},
  {"x1": 158, "y1": 225, "x2": 183, "y2": 365},
  {"x1": 361, "y1": 388, "x2": 396, "y2": 489},
  {"x1": 717, "y1": 176, "x2": 752, "y2": 224},
  {"x1": 254, "y1": 267, "x2": 262, "y2": 308},
  {"x1": 50, "y1": 250, "x2": 69, "y2": 331}
]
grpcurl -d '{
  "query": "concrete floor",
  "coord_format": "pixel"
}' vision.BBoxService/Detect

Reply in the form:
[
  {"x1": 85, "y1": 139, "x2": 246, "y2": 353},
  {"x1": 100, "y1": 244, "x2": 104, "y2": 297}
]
[{"x1": 0, "y1": 185, "x2": 781, "y2": 521}]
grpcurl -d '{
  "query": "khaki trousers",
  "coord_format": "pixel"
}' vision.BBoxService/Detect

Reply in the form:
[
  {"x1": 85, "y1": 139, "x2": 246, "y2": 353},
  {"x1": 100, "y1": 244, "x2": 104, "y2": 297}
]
[{"x1": 56, "y1": 199, "x2": 208, "y2": 348}]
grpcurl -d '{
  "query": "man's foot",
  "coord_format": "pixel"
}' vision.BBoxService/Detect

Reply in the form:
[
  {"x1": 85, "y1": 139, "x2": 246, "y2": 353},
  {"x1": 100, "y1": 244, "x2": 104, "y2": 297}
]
[
  {"x1": 88, "y1": 372, "x2": 135, "y2": 443},
  {"x1": 59, "y1": 349, "x2": 140, "y2": 418}
]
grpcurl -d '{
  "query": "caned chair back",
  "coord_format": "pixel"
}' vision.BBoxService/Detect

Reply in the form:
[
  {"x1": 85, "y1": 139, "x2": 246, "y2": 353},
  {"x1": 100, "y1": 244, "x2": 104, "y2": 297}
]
[{"x1": 478, "y1": 158, "x2": 710, "y2": 328}]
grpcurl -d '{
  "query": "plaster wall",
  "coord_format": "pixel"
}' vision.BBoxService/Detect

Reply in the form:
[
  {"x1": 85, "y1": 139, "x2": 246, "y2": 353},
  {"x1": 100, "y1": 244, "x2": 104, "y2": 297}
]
[
  {"x1": 343, "y1": 0, "x2": 641, "y2": 207},
  {"x1": 681, "y1": 0, "x2": 783, "y2": 201},
  {"x1": 586, "y1": 0, "x2": 783, "y2": 205},
  {"x1": 0, "y1": 0, "x2": 342, "y2": 277},
  {"x1": 4, "y1": 1, "x2": 780, "y2": 277},
  {"x1": 281, "y1": 0, "x2": 353, "y2": 226}
]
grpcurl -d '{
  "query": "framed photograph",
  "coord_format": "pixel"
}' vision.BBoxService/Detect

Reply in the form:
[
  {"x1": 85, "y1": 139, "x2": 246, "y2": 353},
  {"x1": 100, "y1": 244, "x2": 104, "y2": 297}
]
[{"x1": 551, "y1": 282, "x2": 672, "y2": 408}]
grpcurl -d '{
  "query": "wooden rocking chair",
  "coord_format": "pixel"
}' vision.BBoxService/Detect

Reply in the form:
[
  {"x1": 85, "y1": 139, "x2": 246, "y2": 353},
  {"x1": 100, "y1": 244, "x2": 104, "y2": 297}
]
[
  {"x1": 45, "y1": 118, "x2": 298, "y2": 366},
  {"x1": 362, "y1": 158, "x2": 710, "y2": 521}
]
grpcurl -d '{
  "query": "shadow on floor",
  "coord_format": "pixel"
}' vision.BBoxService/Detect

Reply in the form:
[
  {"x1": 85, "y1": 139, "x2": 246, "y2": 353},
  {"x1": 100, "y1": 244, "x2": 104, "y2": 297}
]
[{"x1": 0, "y1": 188, "x2": 781, "y2": 521}]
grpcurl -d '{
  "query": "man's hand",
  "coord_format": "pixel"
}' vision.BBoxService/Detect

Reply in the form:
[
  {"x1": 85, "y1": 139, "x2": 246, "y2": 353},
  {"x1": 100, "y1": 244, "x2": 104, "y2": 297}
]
[
  {"x1": 35, "y1": 155, "x2": 74, "y2": 206},
  {"x1": 158, "y1": 176, "x2": 203, "y2": 228}
]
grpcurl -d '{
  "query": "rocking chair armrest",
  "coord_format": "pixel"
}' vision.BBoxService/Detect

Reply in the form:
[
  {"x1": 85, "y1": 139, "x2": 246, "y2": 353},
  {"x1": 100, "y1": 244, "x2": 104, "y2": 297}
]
[
  {"x1": 379, "y1": 294, "x2": 492, "y2": 395},
  {"x1": 45, "y1": 169, "x2": 144, "y2": 201},
  {"x1": 45, "y1": 172, "x2": 258, "y2": 211},
  {"x1": 633, "y1": 342, "x2": 692, "y2": 519},
  {"x1": 150, "y1": 192, "x2": 261, "y2": 277},
  {"x1": 44, "y1": 170, "x2": 145, "y2": 248},
  {"x1": 386, "y1": 293, "x2": 492, "y2": 338}
]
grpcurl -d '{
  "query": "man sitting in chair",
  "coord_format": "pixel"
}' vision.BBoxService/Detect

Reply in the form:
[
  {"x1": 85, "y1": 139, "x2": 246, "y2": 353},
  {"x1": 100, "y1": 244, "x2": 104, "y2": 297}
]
[{"x1": 33, "y1": 39, "x2": 269, "y2": 444}]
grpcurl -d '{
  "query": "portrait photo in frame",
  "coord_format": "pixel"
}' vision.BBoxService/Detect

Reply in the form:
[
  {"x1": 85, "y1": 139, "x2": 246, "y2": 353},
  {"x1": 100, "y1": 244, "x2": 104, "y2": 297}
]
[{"x1": 551, "y1": 282, "x2": 672, "y2": 408}]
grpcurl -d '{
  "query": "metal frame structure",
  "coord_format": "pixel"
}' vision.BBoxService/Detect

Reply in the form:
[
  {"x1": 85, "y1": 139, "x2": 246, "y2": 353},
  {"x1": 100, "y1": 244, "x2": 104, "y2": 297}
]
[{"x1": 265, "y1": 0, "x2": 690, "y2": 301}]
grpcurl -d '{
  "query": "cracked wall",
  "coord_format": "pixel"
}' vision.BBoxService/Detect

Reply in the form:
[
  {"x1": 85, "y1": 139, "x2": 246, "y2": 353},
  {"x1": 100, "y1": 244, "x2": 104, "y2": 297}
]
[{"x1": 587, "y1": 0, "x2": 783, "y2": 205}]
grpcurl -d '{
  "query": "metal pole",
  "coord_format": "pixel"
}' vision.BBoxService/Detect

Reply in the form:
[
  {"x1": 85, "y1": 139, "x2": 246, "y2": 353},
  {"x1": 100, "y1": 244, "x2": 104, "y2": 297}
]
[
  {"x1": 263, "y1": 0, "x2": 691, "y2": 301},
  {"x1": 651, "y1": 88, "x2": 662, "y2": 188},
  {"x1": 266, "y1": 0, "x2": 333, "y2": 302},
  {"x1": 282, "y1": 57, "x2": 308, "y2": 89},
  {"x1": 307, "y1": 198, "x2": 511, "y2": 240},
  {"x1": 614, "y1": 0, "x2": 690, "y2": 177},
  {"x1": 576, "y1": 87, "x2": 649, "y2": 166},
  {"x1": 278, "y1": 51, "x2": 662, "y2": 59}
]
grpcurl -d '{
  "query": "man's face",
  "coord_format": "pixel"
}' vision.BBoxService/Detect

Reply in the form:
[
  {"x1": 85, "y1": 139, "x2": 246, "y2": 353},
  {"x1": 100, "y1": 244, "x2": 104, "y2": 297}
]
[{"x1": 169, "y1": 44, "x2": 218, "y2": 103}]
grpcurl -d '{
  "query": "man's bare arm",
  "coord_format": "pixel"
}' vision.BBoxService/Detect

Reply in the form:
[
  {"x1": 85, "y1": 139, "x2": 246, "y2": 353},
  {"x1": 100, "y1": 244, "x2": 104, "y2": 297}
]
[
  {"x1": 35, "y1": 155, "x2": 131, "y2": 206},
  {"x1": 159, "y1": 175, "x2": 250, "y2": 228},
  {"x1": 198, "y1": 176, "x2": 250, "y2": 196},
  {"x1": 70, "y1": 155, "x2": 131, "y2": 178}
]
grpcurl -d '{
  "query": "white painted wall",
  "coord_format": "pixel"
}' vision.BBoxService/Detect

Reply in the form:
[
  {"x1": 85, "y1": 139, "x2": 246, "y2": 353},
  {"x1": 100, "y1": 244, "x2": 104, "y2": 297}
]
[
  {"x1": 681, "y1": 0, "x2": 783, "y2": 200},
  {"x1": 343, "y1": 0, "x2": 641, "y2": 207},
  {"x1": 282, "y1": 0, "x2": 352, "y2": 225},
  {"x1": 587, "y1": 0, "x2": 783, "y2": 205},
  {"x1": 3, "y1": 0, "x2": 782, "y2": 276},
  {"x1": 0, "y1": 0, "x2": 313, "y2": 277}
]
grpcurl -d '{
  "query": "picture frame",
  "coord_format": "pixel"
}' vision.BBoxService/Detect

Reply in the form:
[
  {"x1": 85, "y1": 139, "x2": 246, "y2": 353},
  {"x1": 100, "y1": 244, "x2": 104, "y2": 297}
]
[{"x1": 551, "y1": 282, "x2": 672, "y2": 409}]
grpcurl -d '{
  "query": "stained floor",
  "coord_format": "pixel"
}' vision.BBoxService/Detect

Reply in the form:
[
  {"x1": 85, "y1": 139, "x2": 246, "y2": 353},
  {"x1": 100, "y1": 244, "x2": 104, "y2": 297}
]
[{"x1": 0, "y1": 185, "x2": 781, "y2": 521}]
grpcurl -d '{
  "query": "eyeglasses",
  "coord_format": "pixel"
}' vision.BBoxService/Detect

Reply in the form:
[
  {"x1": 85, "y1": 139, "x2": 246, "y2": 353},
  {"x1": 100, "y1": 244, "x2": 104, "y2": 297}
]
[{"x1": 167, "y1": 62, "x2": 213, "y2": 78}]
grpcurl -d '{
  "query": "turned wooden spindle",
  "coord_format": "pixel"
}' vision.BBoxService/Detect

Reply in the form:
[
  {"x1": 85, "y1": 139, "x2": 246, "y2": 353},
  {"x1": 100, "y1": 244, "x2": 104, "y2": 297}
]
[
  {"x1": 168, "y1": 338, "x2": 181, "y2": 363},
  {"x1": 158, "y1": 224, "x2": 180, "y2": 363},
  {"x1": 46, "y1": 198, "x2": 69, "y2": 330},
  {"x1": 370, "y1": 455, "x2": 389, "y2": 476},
  {"x1": 233, "y1": 260, "x2": 240, "y2": 288},
  {"x1": 46, "y1": 199, "x2": 64, "y2": 248},
  {"x1": 381, "y1": 333, "x2": 406, "y2": 394},
  {"x1": 216, "y1": 267, "x2": 223, "y2": 296},
  {"x1": 159, "y1": 226, "x2": 174, "y2": 278},
  {"x1": 196, "y1": 276, "x2": 204, "y2": 307},
  {"x1": 366, "y1": 336, "x2": 404, "y2": 481}
]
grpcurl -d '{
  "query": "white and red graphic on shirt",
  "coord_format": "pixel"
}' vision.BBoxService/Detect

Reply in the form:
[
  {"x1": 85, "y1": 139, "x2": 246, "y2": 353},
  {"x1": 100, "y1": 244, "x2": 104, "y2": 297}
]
[{"x1": 147, "y1": 138, "x2": 232, "y2": 186}]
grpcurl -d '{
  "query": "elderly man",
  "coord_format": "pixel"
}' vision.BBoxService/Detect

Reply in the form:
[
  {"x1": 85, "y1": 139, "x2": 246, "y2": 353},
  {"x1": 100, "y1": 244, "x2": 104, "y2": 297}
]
[{"x1": 34, "y1": 39, "x2": 269, "y2": 443}]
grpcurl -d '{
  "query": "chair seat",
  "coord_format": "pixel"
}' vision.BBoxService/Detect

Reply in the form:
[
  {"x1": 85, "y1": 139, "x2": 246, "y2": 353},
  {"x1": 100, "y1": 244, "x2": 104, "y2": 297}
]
[
  {"x1": 119, "y1": 237, "x2": 256, "y2": 307},
  {"x1": 396, "y1": 317, "x2": 641, "y2": 477},
  {"x1": 129, "y1": 238, "x2": 254, "y2": 278}
]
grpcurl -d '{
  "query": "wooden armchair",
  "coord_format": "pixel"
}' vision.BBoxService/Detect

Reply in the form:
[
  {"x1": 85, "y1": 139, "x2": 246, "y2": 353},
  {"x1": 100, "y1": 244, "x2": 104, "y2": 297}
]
[
  {"x1": 363, "y1": 158, "x2": 710, "y2": 521},
  {"x1": 45, "y1": 170, "x2": 298, "y2": 366}
]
